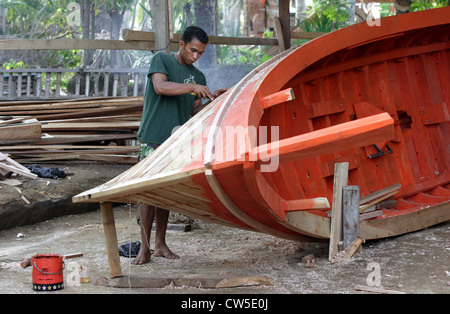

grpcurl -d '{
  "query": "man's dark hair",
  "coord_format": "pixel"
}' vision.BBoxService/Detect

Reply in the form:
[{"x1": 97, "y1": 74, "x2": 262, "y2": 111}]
[{"x1": 181, "y1": 26, "x2": 209, "y2": 44}]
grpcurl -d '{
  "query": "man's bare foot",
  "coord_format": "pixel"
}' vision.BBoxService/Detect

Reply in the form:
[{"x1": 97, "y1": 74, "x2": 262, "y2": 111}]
[
  {"x1": 131, "y1": 250, "x2": 151, "y2": 265},
  {"x1": 153, "y1": 245, "x2": 179, "y2": 259}
]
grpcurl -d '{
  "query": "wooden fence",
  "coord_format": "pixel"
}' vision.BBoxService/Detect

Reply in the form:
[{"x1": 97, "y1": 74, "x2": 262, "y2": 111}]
[
  {"x1": 0, "y1": 67, "x2": 148, "y2": 101},
  {"x1": 0, "y1": 28, "x2": 326, "y2": 101}
]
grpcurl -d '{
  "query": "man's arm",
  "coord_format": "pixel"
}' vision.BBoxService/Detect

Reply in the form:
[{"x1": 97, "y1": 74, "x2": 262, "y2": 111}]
[{"x1": 152, "y1": 73, "x2": 213, "y2": 99}]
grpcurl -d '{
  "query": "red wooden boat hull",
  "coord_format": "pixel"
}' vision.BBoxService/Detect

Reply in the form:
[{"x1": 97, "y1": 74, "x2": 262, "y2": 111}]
[{"x1": 74, "y1": 7, "x2": 450, "y2": 242}]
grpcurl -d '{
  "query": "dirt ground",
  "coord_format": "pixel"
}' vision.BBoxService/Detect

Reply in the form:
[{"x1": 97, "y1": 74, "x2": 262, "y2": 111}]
[
  {"x1": 0, "y1": 203, "x2": 449, "y2": 295},
  {"x1": 0, "y1": 164, "x2": 130, "y2": 230}
]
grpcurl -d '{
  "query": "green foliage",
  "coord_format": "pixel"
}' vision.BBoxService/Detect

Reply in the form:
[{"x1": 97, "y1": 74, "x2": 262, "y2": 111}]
[
  {"x1": 217, "y1": 30, "x2": 272, "y2": 67},
  {"x1": 411, "y1": 0, "x2": 449, "y2": 11},
  {"x1": 45, "y1": 49, "x2": 82, "y2": 69},
  {"x1": 217, "y1": 45, "x2": 270, "y2": 67},
  {"x1": 2, "y1": 59, "x2": 28, "y2": 69},
  {"x1": 297, "y1": 0, "x2": 353, "y2": 33}
]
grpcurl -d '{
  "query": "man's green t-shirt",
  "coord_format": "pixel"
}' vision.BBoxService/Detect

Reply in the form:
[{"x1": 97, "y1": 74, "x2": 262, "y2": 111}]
[{"x1": 137, "y1": 52, "x2": 207, "y2": 145}]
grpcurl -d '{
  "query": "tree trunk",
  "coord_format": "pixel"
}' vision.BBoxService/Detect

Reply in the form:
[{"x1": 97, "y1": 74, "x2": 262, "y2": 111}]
[
  {"x1": 294, "y1": 0, "x2": 307, "y2": 25},
  {"x1": 193, "y1": 0, "x2": 218, "y2": 69},
  {"x1": 0, "y1": 7, "x2": 7, "y2": 34},
  {"x1": 109, "y1": 6, "x2": 126, "y2": 68},
  {"x1": 81, "y1": 0, "x2": 94, "y2": 67}
]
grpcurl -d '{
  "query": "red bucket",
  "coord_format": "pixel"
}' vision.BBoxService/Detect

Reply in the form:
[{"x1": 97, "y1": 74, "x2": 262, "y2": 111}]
[{"x1": 32, "y1": 254, "x2": 64, "y2": 291}]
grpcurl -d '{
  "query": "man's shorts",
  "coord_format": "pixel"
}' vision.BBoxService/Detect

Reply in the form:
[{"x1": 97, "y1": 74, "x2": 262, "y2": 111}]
[{"x1": 138, "y1": 143, "x2": 160, "y2": 162}]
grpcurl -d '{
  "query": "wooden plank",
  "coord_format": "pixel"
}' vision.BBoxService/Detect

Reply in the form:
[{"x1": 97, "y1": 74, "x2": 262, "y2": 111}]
[
  {"x1": 0, "y1": 39, "x2": 157, "y2": 51},
  {"x1": 0, "y1": 162, "x2": 37, "y2": 179},
  {"x1": 123, "y1": 29, "x2": 323, "y2": 45},
  {"x1": 0, "y1": 117, "x2": 29, "y2": 125},
  {"x1": 274, "y1": 16, "x2": 286, "y2": 52},
  {"x1": 354, "y1": 285, "x2": 406, "y2": 294},
  {"x1": 344, "y1": 236, "x2": 363, "y2": 259},
  {"x1": 14, "y1": 154, "x2": 137, "y2": 164},
  {"x1": 306, "y1": 98, "x2": 346, "y2": 118},
  {"x1": 359, "y1": 183, "x2": 401, "y2": 205},
  {"x1": 290, "y1": 31, "x2": 327, "y2": 40},
  {"x1": 123, "y1": 29, "x2": 279, "y2": 46},
  {"x1": 319, "y1": 153, "x2": 360, "y2": 178},
  {"x1": 41, "y1": 121, "x2": 140, "y2": 131},
  {"x1": 23, "y1": 133, "x2": 136, "y2": 145},
  {"x1": 419, "y1": 102, "x2": 450, "y2": 125},
  {"x1": 359, "y1": 210, "x2": 384, "y2": 221},
  {"x1": 0, "y1": 152, "x2": 29, "y2": 172},
  {"x1": 342, "y1": 185, "x2": 360, "y2": 249},
  {"x1": 360, "y1": 190, "x2": 399, "y2": 213},
  {"x1": 0, "y1": 122, "x2": 41, "y2": 140},
  {"x1": 282, "y1": 197, "x2": 330, "y2": 212},
  {"x1": 96, "y1": 275, "x2": 276, "y2": 289},
  {"x1": 360, "y1": 201, "x2": 450, "y2": 239},
  {"x1": 0, "y1": 144, "x2": 138, "y2": 151},
  {"x1": 329, "y1": 162, "x2": 349, "y2": 261},
  {"x1": 100, "y1": 202, "x2": 122, "y2": 278}
]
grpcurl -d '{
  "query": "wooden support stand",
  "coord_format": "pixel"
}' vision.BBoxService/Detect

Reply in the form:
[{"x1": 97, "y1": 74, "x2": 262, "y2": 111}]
[{"x1": 100, "y1": 202, "x2": 122, "y2": 278}]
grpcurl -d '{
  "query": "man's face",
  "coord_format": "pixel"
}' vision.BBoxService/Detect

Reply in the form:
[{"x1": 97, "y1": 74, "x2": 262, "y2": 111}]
[{"x1": 179, "y1": 38, "x2": 207, "y2": 65}]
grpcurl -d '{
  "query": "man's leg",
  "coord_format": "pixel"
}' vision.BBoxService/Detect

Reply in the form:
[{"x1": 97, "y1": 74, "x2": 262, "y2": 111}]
[
  {"x1": 153, "y1": 207, "x2": 179, "y2": 259},
  {"x1": 131, "y1": 204, "x2": 155, "y2": 265}
]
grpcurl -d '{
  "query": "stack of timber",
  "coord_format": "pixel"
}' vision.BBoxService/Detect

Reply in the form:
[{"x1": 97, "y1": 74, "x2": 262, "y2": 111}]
[
  {"x1": 0, "y1": 97, "x2": 142, "y2": 164},
  {"x1": 0, "y1": 152, "x2": 37, "y2": 180}
]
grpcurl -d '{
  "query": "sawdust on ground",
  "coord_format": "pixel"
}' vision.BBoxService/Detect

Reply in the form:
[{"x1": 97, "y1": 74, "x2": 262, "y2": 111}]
[{"x1": 0, "y1": 204, "x2": 448, "y2": 295}]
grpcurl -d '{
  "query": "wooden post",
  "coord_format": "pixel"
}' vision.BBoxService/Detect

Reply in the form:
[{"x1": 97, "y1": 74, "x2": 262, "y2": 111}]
[
  {"x1": 16, "y1": 72, "x2": 22, "y2": 97},
  {"x1": 45, "y1": 72, "x2": 51, "y2": 98},
  {"x1": 26, "y1": 73, "x2": 31, "y2": 97},
  {"x1": 0, "y1": 72, "x2": 3, "y2": 98},
  {"x1": 55, "y1": 72, "x2": 62, "y2": 97},
  {"x1": 342, "y1": 185, "x2": 360, "y2": 249},
  {"x1": 104, "y1": 72, "x2": 110, "y2": 96},
  {"x1": 154, "y1": 0, "x2": 170, "y2": 53},
  {"x1": 85, "y1": 72, "x2": 90, "y2": 96},
  {"x1": 329, "y1": 162, "x2": 349, "y2": 261},
  {"x1": 100, "y1": 202, "x2": 122, "y2": 278},
  {"x1": 278, "y1": 0, "x2": 291, "y2": 50}
]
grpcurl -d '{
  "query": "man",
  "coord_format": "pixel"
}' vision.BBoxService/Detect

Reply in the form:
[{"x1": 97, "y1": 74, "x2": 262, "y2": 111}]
[{"x1": 132, "y1": 26, "x2": 227, "y2": 265}]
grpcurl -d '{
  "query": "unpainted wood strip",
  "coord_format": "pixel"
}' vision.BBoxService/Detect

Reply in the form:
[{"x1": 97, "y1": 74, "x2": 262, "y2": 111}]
[
  {"x1": 329, "y1": 162, "x2": 349, "y2": 261},
  {"x1": 360, "y1": 190, "x2": 399, "y2": 213},
  {"x1": 282, "y1": 197, "x2": 330, "y2": 212},
  {"x1": 0, "y1": 162, "x2": 37, "y2": 179},
  {"x1": 163, "y1": 185, "x2": 211, "y2": 202},
  {"x1": 133, "y1": 191, "x2": 237, "y2": 228},
  {"x1": 360, "y1": 183, "x2": 401, "y2": 205}
]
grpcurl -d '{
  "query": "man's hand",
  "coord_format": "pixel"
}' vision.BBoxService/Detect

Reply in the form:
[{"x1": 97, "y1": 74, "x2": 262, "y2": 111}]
[
  {"x1": 191, "y1": 88, "x2": 228, "y2": 116},
  {"x1": 212, "y1": 88, "x2": 228, "y2": 99},
  {"x1": 191, "y1": 84, "x2": 214, "y2": 100}
]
